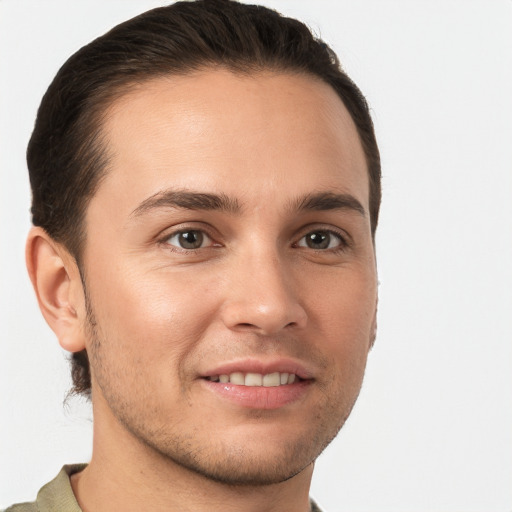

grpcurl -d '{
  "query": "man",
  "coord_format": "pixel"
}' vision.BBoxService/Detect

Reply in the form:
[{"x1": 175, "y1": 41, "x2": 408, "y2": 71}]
[{"x1": 6, "y1": 0, "x2": 380, "y2": 510}]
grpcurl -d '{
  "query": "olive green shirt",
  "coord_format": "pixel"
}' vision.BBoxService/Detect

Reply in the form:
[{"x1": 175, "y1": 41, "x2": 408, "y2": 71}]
[
  {"x1": 3, "y1": 465, "x2": 85, "y2": 512},
  {"x1": 3, "y1": 465, "x2": 323, "y2": 511}
]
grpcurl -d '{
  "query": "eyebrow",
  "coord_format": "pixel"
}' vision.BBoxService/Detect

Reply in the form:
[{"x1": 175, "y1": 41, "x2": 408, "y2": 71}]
[
  {"x1": 292, "y1": 192, "x2": 366, "y2": 217},
  {"x1": 130, "y1": 189, "x2": 242, "y2": 217},
  {"x1": 130, "y1": 189, "x2": 366, "y2": 218}
]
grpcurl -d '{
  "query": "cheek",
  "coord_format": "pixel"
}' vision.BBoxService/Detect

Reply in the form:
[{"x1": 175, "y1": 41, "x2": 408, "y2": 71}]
[
  {"x1": 307, "y1": 266, "x2": 376, "y2": 331},
  {"x1": 86, "y1": 264, "x2": 221, "y2": 364},
  {"x1": 306, "y1": 267, "x2": 376, "y2": 370}
]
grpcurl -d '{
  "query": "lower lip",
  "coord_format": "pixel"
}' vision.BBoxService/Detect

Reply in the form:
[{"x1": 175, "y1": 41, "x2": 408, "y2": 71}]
[{"x1": 201, "y1": 379, "x2": 311, "y2": 410}]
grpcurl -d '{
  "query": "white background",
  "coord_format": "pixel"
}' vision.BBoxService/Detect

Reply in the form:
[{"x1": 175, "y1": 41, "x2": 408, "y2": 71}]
[{"x1": 1, "y1": 1, "x2": 511, "y2": 511}]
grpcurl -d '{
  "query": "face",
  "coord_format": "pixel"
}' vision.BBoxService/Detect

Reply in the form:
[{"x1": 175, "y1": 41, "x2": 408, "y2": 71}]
[{"x1": 80, "y1": 69, "x2": 377, "y2": 485}]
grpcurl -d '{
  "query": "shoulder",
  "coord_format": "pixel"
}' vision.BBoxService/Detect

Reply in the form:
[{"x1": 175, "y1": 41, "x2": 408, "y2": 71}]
[
  {"x1": 309, "y1": 497, "x2": 325, "y2": 512},
  {"x1": 2, "y1": 503, "x2": 38, "y2": 512},
  {"x1": 2, "y1": 464, "x2": 86, "y2": 512}
]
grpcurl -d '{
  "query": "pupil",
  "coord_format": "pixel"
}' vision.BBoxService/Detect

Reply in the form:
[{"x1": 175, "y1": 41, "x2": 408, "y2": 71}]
[
  {"x1": 307, "y1": 232, "x2": 329, "y2": 249},
  {"x1": 179, "y1": 231, "x2": 203, "y2": 249}
]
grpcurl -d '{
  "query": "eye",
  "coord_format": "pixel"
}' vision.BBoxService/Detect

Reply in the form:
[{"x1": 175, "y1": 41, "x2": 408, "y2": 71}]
[
  {"x1": 296, "y1": 230, "x2": 344, "y2": 250},
  {"x1": 165, "y1": 230, "x2": 212, "y2": 250}
]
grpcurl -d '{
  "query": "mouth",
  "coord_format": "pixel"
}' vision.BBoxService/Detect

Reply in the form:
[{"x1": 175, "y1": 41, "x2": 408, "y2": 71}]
[
  {"x1": 205, "y1": 371, "x2": 299, "y2": 387},
  {"x1": 200, "y1": 361, "x2": 312, "y2": 409}
]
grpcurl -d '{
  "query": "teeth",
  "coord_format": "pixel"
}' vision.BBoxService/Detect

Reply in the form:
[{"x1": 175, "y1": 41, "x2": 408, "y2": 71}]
[
  {"x1": 230, "y1": 372, "x2": 245, "y2": 385},
  {"x1": 209, "y1": 372, "x2": 299, "y2": 387},
  {"x1": 245, "y1": 373, "x2": 262, "y2": 386},
  {"x1": 262, "y1": 372, "x2": 280, "y2": 387}
]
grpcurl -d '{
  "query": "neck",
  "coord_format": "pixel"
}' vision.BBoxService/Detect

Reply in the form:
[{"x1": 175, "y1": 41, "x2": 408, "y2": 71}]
[{"x1": 71, "y1": 398, "x2": 314, "y2": 512}]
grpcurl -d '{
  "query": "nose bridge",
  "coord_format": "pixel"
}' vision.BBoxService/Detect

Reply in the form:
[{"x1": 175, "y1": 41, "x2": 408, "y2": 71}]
[{"x1": 220, "y1": 240, "x2": 307, "y2": 334}]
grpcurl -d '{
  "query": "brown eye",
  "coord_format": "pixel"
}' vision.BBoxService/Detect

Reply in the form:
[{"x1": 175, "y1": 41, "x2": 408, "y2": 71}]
[
  {"x1": 166, "y1": 230, "x2": 209, "y2": 249},
  {"x1": 297, "y1": 230, "x2": 343, "y2": 250}
]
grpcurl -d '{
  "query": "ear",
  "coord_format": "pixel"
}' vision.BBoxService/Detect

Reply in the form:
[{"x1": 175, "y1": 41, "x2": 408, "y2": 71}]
[
  {"x1": 26, "y1": 227, "x2": 86, "y2": 353},
  {"x1": 369, "y1": 291, "x2": 378, "y2": 351}
]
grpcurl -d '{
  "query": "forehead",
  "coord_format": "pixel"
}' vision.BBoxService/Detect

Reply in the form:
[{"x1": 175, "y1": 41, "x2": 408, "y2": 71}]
[{"x1": 94, "y1": 69, "x2": 369, "y2": 215}]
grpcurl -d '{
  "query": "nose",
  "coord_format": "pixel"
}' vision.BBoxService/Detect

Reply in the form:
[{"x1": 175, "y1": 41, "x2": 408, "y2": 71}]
[{"x1": 220, "y1": 248, "x2": 307, "y2": 336}]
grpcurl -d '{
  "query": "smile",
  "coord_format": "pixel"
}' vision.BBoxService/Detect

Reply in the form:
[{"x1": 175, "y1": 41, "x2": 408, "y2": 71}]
[{"x1": 206, "y1": 372, "x2": 297, "y2": 387}]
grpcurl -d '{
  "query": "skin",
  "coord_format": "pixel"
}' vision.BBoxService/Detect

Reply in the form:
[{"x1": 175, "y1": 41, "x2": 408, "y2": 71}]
[{"x1": 27, "y1": 69, "x2": 377, "y2": 512}]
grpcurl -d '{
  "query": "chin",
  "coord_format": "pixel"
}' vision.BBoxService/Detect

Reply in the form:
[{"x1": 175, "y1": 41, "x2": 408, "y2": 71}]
[
  {"x1": 142, "y1": 420, "x2": 338, "y2": 487},
  {"x1": 169, "y1": 448, "x2": 314, "y2": 487}
]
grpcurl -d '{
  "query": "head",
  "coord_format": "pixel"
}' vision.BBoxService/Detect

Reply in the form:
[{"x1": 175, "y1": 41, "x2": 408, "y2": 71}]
[
  {"x1": 28, "y1": 0, "x2": 380, "y2": 397},
  {"x1": 26, "y1": 0, "x2": 381, "y2": 486}
]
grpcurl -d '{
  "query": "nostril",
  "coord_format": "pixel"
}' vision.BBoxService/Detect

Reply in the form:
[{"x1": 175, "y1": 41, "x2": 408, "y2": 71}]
[{"x1": 235, "y1": 323, "x2": 257, "y2": 330}]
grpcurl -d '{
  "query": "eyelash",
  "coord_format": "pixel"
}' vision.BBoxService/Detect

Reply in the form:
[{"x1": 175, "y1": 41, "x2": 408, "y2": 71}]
[
  {"x1": 294, "y1": 229, "x2": 348, "y2": 252},
  {"x1": 159, "y1": 227, "x2": 218, "y2": 253},
  {"x1": 159, "y1": 226, "x2": 349, "y2": 253}
]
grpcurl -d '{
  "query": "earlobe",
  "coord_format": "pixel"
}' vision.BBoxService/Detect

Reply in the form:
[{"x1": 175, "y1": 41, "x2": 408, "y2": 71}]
[{"x1": 26, "y1": 227, "x2": 86, "y2": 353}]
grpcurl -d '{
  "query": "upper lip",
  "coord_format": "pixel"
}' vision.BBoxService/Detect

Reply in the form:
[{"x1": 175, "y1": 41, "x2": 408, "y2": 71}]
[{"x1": 200, "y1": 357, "x2": 314, "y2": 380}]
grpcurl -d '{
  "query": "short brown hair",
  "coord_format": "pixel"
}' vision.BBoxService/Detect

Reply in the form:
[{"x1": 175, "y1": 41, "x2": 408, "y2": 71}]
[{"x1": 28, "y1": 0, "x2": 381, "y2": 397}]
